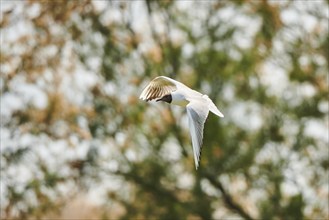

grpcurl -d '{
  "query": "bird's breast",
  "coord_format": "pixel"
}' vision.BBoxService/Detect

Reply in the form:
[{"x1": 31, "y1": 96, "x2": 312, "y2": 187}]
[{"x1": 171, "y1": 91, "x2": 189, "y2": 107}]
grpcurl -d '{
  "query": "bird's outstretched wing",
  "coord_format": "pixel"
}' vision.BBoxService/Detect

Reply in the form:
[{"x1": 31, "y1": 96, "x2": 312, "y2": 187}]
[
  {"x1": 186, "y1": 100, "x2": 209, "y2": 170},
  {"x1": 139, "y1": 76, "x2": 177, "y2": 101},
  {"x1": 139, "y1": 76, "x2": 190, "y2": 101}
]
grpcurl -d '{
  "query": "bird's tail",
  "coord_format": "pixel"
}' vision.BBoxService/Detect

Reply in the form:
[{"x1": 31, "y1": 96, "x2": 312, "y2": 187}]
[{"x1": 203, "y1": 95, "x2": 224, "y2": 117}]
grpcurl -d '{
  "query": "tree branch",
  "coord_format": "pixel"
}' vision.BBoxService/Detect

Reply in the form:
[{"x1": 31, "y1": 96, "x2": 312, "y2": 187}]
[{"x1": 203, "y1": 171, "x2": 254, "y2": 220}]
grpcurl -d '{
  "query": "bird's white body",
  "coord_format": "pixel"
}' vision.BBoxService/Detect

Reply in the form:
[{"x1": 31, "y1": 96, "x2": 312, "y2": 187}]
[
  {"x1": 139, "y1": 76, "x2": 224, "y2": 169},
  {"x1": 171, "y1": 91, "x2": 190, "y2": 106}
]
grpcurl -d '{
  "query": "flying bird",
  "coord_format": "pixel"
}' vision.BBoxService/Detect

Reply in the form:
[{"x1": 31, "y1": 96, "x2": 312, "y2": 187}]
[{"x1": 139, "y1": 76, "x2": 224, "y2": 169}]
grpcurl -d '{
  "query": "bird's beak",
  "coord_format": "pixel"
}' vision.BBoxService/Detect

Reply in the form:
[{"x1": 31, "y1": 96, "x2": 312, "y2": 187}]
[{"x1": 156, "y1": 96, "x2": 166, "y2": 102}]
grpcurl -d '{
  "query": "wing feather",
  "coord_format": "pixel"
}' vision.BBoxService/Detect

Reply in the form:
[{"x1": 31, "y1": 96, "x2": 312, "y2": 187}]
[
  {"x1": 186, "y1": 100, "x2": 209, "y2": 170},
  {"x1": 139, "y1": 76, "x2": 178, "y2": 101}
]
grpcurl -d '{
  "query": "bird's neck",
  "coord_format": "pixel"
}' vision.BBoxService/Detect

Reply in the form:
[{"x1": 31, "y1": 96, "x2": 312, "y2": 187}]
[{"x1": 171, "y1": 92, "x2": 189, "y2": 107}]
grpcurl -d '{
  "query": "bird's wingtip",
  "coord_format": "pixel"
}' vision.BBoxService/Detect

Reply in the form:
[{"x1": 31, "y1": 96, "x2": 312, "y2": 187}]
[
  {"x1": 139, "y1": 94, "x2": 146, "y2": 100},
  {"x1": 194, "y1": 161, "x2": 199, "y2": 170}
]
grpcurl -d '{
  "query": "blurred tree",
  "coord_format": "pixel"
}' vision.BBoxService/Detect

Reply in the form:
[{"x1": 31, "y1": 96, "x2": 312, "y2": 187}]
[{"x1": 1, "y1": 0, "x2": 328, "y2": 219}]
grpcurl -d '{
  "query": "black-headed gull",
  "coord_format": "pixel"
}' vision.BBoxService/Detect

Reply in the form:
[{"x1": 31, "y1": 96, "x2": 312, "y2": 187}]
[{"x1": 139, "y1": 76, "x2": 224, "y2": 170}]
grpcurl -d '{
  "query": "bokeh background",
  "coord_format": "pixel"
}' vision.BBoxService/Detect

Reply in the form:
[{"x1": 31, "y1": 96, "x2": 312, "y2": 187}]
[{"x1": 1, "y1": 0, "x2": 328, "y2": 219}]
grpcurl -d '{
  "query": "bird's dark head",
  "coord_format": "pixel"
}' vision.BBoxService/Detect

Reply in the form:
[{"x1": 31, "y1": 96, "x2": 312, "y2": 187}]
[{"x1": 156, "y1": 94, "x2": 172, "y2": 103}]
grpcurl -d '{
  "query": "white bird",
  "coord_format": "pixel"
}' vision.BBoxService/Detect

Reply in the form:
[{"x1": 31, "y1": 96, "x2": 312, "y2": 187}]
[{"x1": 139, "y1": 76, "x2": 224, "y2": 169}]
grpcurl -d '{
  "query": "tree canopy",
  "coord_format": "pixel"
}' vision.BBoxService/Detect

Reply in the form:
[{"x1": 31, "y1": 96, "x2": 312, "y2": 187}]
[{"x1": 1, "y1": 0, "x2": 328, "y2": 219}]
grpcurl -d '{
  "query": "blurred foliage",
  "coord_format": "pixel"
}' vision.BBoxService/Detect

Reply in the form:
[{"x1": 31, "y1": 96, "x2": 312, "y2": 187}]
[{"x1": 1, "y1": 0, "x2": 328, "y2": 220}]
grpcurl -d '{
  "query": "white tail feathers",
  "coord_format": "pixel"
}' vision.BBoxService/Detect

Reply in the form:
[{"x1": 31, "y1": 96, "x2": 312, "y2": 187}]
[{"x1": 203, "y1": 95, "x2": 224, "y2": 118}]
